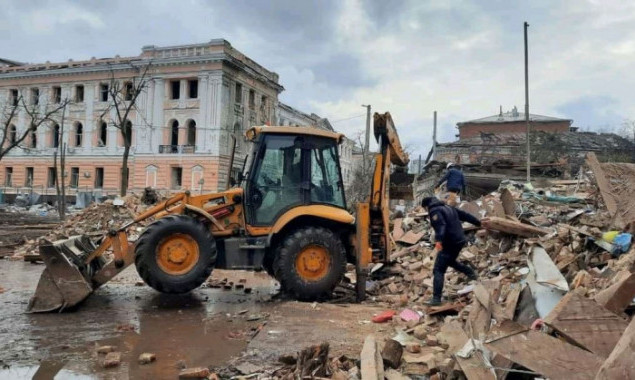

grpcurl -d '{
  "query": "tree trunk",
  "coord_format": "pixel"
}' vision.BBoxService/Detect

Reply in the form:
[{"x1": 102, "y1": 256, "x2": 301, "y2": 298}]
[
  {"x1": 120, "y1": 144, "x2": 130, "y2": 197},
  {"x1": 59, "y1": 142, "x2": 66, "y2": 220}
]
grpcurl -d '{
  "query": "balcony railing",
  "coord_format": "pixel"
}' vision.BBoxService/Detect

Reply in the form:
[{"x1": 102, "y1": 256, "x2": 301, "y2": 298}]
[{"x1": 158, "y1": 145, "x2": 196, "y2": 154}]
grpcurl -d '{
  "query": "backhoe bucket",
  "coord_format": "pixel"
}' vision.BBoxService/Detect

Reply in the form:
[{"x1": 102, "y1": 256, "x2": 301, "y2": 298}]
[
  {"x1": 27, "y1": 236, "x2": 97, "y2": 313},
  {"x1": 389, "y1": 167, "x2": 415, "y2": 200}
]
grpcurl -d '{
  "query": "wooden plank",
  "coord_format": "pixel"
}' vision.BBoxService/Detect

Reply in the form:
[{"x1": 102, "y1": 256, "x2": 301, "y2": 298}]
[
  {"x1": 485, "y1": 321, "x2": 604, "y2": 380},
  {"x1": 391, "y1": 218, "x2": 405, "y2": 241},
  {"x1": 543, "y1": 293, "x2": 628, "y2": 358},
  {"x1": 438, "y1": 321, "x2": 495, "y2": 380},
  {"x1": 594, "y1": 272, "x2": 635, "y2": 315},
  {"x1": 500, "y1": 188, "x2": 516, "y2": 217},
  {"x1": 595, "y1": 316, "x2": 635, "y2": 379},
  {"x1": 585, "y1": 152, "x2": 618, "y2": 216},
  {"x1": 481, "y1": 217, "x2": 549, "y2": 237},
  {"x1": 397, "y1": 230, "x2": 425, "y2": 245}
]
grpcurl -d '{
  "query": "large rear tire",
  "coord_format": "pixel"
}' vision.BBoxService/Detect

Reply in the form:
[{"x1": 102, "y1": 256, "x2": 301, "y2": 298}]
[
  {"x1": 275, "y1": 227, "x2": 346, "y2": 301},
  {"x1": 135, "y1": 215, "x2": 216, "y2": 294}
]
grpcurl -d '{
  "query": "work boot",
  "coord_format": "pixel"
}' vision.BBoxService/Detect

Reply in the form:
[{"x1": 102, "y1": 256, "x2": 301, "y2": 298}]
[{"x1": 423, "y1": 297, "x2": 444, "y2": 307}]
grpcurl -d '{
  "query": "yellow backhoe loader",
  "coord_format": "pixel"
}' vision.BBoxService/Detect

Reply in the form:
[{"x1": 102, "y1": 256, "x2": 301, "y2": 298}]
[{"x1": 28, "y1": 112, "x2": 413, "y2": 312}]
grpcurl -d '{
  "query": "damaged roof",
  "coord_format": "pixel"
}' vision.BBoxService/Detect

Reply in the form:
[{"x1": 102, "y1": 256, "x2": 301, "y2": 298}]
[{"x1": 458, "y1": 107, "x2": 572, "y2": 126}]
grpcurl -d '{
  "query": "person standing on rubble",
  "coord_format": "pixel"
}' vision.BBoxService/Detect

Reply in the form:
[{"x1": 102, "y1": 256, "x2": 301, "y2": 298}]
[
  {"x1": 435, "y1": 163, "x2": 465, "y2": 206},
  {"x1": 421, "y1": 196, "x2": 481, "y2": 306}
]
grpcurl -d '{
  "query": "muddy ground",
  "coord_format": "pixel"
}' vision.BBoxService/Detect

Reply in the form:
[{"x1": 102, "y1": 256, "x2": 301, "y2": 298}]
[
  {"x1": 0, "y1": 260, "x2": 388, "y2": 379},
  {"x1": 0, "y1": 210, "x2": 58, "y2": 257}
]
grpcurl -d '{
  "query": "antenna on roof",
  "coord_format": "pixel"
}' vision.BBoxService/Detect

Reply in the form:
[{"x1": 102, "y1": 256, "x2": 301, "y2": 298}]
[{"x1": 499, "y1": 105, "x2": 503, "y2": 116}]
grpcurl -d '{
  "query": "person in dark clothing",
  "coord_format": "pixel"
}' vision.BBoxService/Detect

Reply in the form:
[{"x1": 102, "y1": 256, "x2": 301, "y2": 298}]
[
  {"x1": 421, "y1": 196, "x2": 482, "y2": 306},
  {"x1": 435, "y1": 163, "x2": 465, "y2": 206}
]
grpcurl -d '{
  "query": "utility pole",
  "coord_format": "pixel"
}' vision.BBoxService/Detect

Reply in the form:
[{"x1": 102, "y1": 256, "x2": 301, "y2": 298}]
[
  {"x1": 432, "y1": 111, "x2": 437, "y2": 160},
  {"x1": 362, "y1": 104, "x2": 371, "y2": 153},
  {"x1": 524, "y1": 21, "x2": 531, "y2": 183}
]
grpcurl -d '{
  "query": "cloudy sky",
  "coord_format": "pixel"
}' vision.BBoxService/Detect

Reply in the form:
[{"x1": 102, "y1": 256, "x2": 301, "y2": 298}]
[{"x1": 2, "y1": 0, "x2": 634, "y2": 157}]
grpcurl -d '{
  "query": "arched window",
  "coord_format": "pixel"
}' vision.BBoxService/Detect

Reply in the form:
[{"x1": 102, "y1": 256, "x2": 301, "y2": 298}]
[
  {"x1": 98, "y1": 121, "x2": 107, "y2": 147},
  {"x1": 74, "y1": 122, "x2": 83, "y2": 147},
  {"x1": 170, "y1": 120, "x2": 179, "y2": 146},
  {"x1": 53, "y1": 124, "x2": 60, "y2": 148},
  {"x1": 123, "y1": 120, "x2": 132, "y2": 146},
  {"x1": 8, "y1": 124, "x2": 17, "y2": 144},
  {"x1": 186, "y1": 120, "x2": 196, "y2": 146}
]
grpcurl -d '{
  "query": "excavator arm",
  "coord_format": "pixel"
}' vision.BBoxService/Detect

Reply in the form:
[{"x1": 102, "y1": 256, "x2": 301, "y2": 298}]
[{"x1": 355, "y1": 112, "x2": 413, "y2": 301}]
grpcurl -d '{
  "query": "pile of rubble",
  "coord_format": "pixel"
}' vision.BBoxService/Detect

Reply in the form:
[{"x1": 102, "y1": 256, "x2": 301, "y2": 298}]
[{"x1": 10, "y1": 194, "x2": 152, "y2": 259}]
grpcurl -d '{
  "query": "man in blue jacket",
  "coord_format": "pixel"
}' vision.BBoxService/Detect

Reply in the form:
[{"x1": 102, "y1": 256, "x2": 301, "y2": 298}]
[
  {"x1": 435, "y1": 163, "x2": 465, "y2": 206},
  {"x1": 421, "y1": 196, "x2": 481, "y2": 306}
]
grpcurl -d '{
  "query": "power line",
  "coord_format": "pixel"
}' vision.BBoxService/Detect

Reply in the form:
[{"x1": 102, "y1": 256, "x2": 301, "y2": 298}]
[{"x1": 330, "y1": 114, "x2": 365, "y2": 124}]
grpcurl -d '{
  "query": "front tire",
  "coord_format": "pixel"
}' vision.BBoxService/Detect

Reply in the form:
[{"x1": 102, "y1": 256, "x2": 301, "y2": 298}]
[
  {"x1": 275, "y1": 227, "x2": 346, "y2": 301},
  {"x1": 135, "y1": 215, "x2": 216, "y2": 294}
]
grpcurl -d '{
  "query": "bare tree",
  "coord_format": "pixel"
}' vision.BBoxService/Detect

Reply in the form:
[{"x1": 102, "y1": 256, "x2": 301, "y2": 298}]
[
  {"x1": 101, "y1": 62, "x2": 152, "y2": 197},
  {"x1": 52, "y1": 102, "x2": 70, "y2": 220},
  {"x1": 0, "y1": 95, "x2": 70, "y2": 162},
  {"x1": 345, "y1": 131, "x2": 374, "y2": 210}
]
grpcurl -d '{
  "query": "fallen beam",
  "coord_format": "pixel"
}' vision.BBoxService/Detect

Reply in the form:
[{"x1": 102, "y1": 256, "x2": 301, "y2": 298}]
[
  {"x1": 594, "y1": 272, "x2": 635, "y2": 315},
  {"x1": 595, "y1": 316, "x2": 635, "y2": 379},
  {"x1": 481, "y1": 217, "x2": 549, "y2": 237}
]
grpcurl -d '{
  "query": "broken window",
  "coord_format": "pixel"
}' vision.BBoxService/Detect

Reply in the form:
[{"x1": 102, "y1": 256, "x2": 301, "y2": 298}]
[
  {"x1": 171, "y1": 167, "x2": 183, "y2": 189},
  {"x1": 53, "y1": 124, "x2": 60, "y2": 148},
  {"x1": 98, "y1": 121, "x2": 108, "y2": 147},
  {"x1": 52, "y1": 86, "x2": 61, "y2": 104},
  {"x1": 9, "y1": 89, "x2": 18, "y2": 106},
  {"x1": 70, "y1": 167, "x2": 79, "y2": 188},
  {"x1": 8, "y1": 124, "x2": 17, "y2": 144},
  {"x1": 248, "y1": 89, "x2": 255, "y2": 109},
  {"x1": 75, "y1": 122, "x2": 83, "y2": 147},
  {"x1": 124, "y1": 82, "x2": 133, "y2": 101},
  {"x1": 100, "y1": 83, "x2": 109, "y2": 102},
  {"x1": 235, "y1": 83, "x2": 242, "y2": 104},
  {"x1": 47, "y1": 167, "x2": 56, "y2": 188},
  {"x1": 30, "y1": 88, "x2": 39, "y2": 105},
  {"x1": 186, "y1": 120, "x2": 196, "y2": 146},
  {"x1": 75, "y1": 85, "x2": 84, "y2": 103},
  {"x1": 94, "y1": 167, "x2": 104, "y2": 188},
  {"x1": 25, "y1": 167, "x2": 33, "y2": 187},
  {"x1": 188, "y1": 79, "x2": 198, "y2": 99},
  {"x1": 4, "y1": 167, "x2": 12, "y2": 187},
  {"x1": 170, "y1": 80, "x2": 180, "y2": 100}
]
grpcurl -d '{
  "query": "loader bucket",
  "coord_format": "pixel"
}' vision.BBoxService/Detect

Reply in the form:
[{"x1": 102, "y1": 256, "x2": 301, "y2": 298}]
[
  {"x1": 389, "y1": 167, "x2": 415, "y2": 200},
  {"x1": 27, "y1": 236, "x2": 96, "y2": 313}
]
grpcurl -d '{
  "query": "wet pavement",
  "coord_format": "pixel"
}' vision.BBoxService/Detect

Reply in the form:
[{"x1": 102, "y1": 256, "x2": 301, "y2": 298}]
[{"x1": 0, "y1": 261, "x2": 386, "y2": 379}]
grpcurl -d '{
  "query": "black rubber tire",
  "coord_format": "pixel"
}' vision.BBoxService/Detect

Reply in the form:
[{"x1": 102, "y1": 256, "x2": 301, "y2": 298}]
[
  {"x1": 134, "y1": 215, "x2": 216, "y2": 294},
  {"x1": 274, "y1": 226, "x2": 346, "y2": 301}
]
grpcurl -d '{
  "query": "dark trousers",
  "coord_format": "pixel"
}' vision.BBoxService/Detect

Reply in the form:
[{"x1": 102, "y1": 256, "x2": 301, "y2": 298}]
[{"x1": 432, "y1": 242, "x2": 475, "y2": 299}]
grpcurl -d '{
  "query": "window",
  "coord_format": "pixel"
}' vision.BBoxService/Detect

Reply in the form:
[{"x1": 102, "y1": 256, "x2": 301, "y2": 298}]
[
  {"x1": 94, "y1": 167, "x2": 104, "y2": 188},
  {"x1": 310, "y1": 139, "x2": 345, "y2": 208},
  {"x1": 170, "y1": 80, "x2": 180, "y2": 100},
  {"x1": 74, "y1": 122, "x2": 83, "y2": 147},
  {"x1": 248, "y1": 89, "x2": 255, "y2": 109},
  {"x1": 187, "y1": 79, "x2": 198, "y2": 99},
  {"x1": 4, "y1": 167, "x2": 12, "y2": 187},
  {"x1": 25, "y1": 167, "x2": 34, "y2": 187},
  {"x1": 235, "y1": 83, "x2": 242, "y2": 103},
  {"x1": 9, "y1": 89, "x2": 18, "y2": 106},
  {"x1": 171, "y1": 167, "x2": 183, "y2": 189},
  {"x1": 30, "y1": 129, "x2": 37, "y2": 148},
  {"x1": 170, "y1": 120, "x2": 179, "y2": 147},
  {"x1": 124, "y1": 82, "x2": 133, "y2": 101},
  {"x1": 261, "y1": 95, "x2": 267, "y2": 108},
  {"x1": 52, "y1": 124, "x2": 60, "y2": 148},
  {"x1": 30, "y1": 88, "x2": 39, "y2": 105},
  {"x1": 249, "y1": 135, "x2": 303, "y2": 224},
  {"x1": 52, "y1": 86, "x2": 61, "y2": 104},
  {"x1": 69, "y1": 167, "x2": 79, "y2": 188},
  {"x1": 98, "y1": 121, "x2": 108, "y2": 146},
  {"x1": 47, "y1": 167, "x2": 57, "y2": 188},
  {"x1": 186, "y1": 120, "x2": 196, "y2": 146},
  {"x1": 99, "y1": 83, "x2": 109, "y2": 102},
  {"x1": 74, "y1": 85, "x2": 84, "y2": 102},
  {"x1": 8, "y1": 125, "x2": 17, "y2": 144}
]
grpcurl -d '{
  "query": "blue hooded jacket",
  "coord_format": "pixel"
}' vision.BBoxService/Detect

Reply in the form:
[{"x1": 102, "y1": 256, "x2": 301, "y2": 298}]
[{"x1": 436, "y1": 168, "x2": 465, "y2": 193}]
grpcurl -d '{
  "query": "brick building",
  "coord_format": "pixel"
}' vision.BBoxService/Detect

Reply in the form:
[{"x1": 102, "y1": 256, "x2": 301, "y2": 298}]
[
  {"x1": 0, "y1": 40, "x2": 286, "y2": 196},
  {"x1": 456, "y1": 106, "x2": 572, "y2": 140}
]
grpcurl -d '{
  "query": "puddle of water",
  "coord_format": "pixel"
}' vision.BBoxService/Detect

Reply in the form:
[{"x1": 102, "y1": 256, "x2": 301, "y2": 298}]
[{"x1": 0, "y1": 362, "x2": 94, "y2": 380}]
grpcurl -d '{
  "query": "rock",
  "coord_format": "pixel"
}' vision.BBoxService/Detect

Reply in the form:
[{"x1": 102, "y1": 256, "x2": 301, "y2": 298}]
[
  {"x1": 413, "y1": 325, "x2": 427, "y2": 340},
  {"x1": 426, "y1": 336, "x2": 439, "y2": 346},
  {"x1": 381, "y1": 339, "x2": 403, "y2": 369},
  {"x1": 102, "y1": 352, "x2": 121, "y2": 368},
  {"x1": 179, "y1": 367, "x2": 211, "y2": 379},
  {"x1": 385, "y1": 368, "x2": 411, "y2": 380},
  {"x1": 96, "y1": 345, "x2": 116, "y2": 354},
  {"x1": 405, "y1": 343, "x2": 421, "y2": 353},
  {"x1": 409, "y1": 261, "x2": 424, "y2": 271},
  {"x1": 138, "y1": 352, "x2": 156, "y2": 364}
]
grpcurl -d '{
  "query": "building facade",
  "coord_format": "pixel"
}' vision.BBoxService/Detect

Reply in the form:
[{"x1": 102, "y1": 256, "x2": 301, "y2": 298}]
[
  {"x1": 0, "y1": 40, "x2": 284, "y2": 195},
  {"x1": 456, "y1": 106, "x2": 572, "y2": 140}
]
